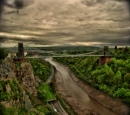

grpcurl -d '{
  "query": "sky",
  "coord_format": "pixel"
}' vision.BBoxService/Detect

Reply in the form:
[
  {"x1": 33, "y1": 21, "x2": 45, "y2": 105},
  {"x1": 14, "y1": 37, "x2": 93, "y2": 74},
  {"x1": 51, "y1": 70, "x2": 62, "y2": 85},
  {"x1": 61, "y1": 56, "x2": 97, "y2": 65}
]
[{"x1": 0, "y1": 0, "x2": 130, "y2": 47}]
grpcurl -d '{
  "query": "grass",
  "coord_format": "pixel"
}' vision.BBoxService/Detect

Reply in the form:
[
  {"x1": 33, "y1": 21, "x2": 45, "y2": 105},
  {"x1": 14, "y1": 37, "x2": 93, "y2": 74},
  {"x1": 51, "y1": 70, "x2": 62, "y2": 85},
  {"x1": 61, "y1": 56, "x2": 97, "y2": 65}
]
[{"x1": 38, "y1": 83, "x2": 55, "y2": 101}]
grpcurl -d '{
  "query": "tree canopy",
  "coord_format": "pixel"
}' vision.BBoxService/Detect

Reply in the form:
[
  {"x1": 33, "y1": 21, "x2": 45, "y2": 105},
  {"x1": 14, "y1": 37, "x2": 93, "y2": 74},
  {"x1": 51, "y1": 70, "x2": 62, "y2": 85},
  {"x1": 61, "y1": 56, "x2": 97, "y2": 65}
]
[{"x1": 0, "y1": 48, "x2": 8, "y2": 60}]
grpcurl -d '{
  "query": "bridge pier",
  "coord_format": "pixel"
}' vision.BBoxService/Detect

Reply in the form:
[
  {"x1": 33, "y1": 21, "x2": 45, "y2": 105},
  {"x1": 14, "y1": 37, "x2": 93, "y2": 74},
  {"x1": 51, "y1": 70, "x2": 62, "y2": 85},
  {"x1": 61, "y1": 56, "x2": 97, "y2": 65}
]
[{"x1": 99, "y1": 46, "x2": 113, "y2": 66}]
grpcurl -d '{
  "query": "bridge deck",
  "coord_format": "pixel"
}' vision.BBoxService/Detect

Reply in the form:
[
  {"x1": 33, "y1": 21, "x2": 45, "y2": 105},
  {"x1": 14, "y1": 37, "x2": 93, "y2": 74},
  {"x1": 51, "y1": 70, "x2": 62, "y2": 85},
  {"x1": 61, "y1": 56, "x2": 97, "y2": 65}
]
[{"x1": 25, "y1": 55, "x2": 114, "y2": 58}]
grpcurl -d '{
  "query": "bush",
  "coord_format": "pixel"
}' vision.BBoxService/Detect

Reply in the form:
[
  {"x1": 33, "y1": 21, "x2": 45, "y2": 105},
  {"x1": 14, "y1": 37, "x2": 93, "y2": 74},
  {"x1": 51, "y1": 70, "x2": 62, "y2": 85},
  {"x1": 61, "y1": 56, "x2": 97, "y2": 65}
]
[
  {"x1": 113, "y1": 88, "x2": 128, "y2": 98},
  {"x1": 124, "y1": 73, "x2": 130, "y2": 83},
  {"x1": 0, "y1": 48, "x2": 8, "y2": 60},
  {"x1": 30, "y1": 59, "x2": 51, "y2": 82}
]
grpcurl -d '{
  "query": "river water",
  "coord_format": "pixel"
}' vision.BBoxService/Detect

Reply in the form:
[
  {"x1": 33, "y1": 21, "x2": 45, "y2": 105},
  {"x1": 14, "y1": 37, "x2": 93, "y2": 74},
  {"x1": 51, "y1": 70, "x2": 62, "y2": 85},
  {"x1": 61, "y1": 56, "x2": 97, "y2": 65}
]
[{"x1": 46, "y1": 58, "x2": 118, "y2": 115}]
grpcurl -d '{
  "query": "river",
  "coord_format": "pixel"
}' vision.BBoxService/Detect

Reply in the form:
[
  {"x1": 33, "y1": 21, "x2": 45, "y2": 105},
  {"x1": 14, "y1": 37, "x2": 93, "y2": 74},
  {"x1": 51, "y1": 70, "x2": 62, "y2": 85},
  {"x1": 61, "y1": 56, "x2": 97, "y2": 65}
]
[{"x1": 46, "y1": 58, "x2": 118, "y2": 115}]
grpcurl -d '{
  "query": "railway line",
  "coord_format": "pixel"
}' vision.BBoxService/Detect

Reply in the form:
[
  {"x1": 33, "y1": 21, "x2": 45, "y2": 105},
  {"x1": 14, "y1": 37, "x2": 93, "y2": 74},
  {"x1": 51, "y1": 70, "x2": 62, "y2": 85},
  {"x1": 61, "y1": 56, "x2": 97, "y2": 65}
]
[{"x1": 49, "y1": 101, "x2": 68, "y2": 115}]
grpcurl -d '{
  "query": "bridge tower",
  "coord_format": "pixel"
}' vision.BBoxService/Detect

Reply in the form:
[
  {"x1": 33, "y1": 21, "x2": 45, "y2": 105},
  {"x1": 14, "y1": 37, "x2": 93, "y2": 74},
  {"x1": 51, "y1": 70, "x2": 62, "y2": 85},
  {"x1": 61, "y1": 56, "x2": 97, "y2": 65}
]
[
  {"x1": 17, "y1": 42, "x2": 24, "y2": 58},
  {"x1": 99, "y1": 46, "x2": 113, "y2": 65},
  {"x1": 103, "y1": 46, "x2": 108, "y2": 56}
]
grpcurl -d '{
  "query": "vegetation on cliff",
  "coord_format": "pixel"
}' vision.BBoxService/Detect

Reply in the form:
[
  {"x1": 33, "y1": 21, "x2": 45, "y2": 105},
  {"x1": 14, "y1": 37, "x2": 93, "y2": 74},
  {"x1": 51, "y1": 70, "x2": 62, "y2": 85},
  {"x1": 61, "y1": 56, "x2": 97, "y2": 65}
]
[
  {"x1": 38, "y1": 83, "x2": 55, "y2": 102},
  {"x1": 30, "y1": 58, "x2": 51, "y2": 82},
  {"x1": 0, "y1": 58, "x2": 55, "y2": 115},
  {"x1": 54, "y1": 47, "x2": 130, "y2": 105}
]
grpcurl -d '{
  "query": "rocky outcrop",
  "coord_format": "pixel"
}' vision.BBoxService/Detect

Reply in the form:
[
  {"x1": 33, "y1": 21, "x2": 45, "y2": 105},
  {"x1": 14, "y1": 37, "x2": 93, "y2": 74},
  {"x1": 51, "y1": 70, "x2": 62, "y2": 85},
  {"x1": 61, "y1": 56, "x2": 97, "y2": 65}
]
[
  {"x1": 0, "y1": 58, "x2": 15, "y2": 79},
  {"x1": 0, "y1": 58, "x2": 41, "y2": 113},
  {"x1": 14, "y1": 61, "x2": 39, "y2": 96}
]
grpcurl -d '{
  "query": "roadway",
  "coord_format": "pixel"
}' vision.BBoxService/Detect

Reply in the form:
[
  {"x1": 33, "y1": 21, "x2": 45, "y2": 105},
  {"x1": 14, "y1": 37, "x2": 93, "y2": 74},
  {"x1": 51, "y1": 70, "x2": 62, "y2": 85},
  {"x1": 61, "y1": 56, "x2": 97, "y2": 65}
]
[
  {"x1": 49, "y1": 101, "x2": 68, "y2": 115},
  {"x1": 26, "y1": 54, "x2": 113, "y2": 58},
  {"x1": 45, "y1": 57, "x2": 118, "y2": 115}
]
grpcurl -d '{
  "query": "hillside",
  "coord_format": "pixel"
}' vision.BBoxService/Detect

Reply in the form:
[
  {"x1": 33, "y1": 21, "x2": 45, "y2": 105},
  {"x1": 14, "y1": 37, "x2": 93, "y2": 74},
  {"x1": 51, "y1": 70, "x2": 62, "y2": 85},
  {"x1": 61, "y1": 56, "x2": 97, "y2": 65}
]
[
  {"x1": 54, "y1": 47, "x2": 130, "y2": 106},
  {"x1": 0, "y1": 57, "x2": 56, "y2": 115}
]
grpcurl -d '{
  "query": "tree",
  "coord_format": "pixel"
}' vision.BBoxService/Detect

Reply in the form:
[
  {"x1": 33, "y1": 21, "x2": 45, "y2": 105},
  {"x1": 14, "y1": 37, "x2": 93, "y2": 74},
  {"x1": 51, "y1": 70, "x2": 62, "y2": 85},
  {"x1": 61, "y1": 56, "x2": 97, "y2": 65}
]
[
  {"x1": 113, "y1": 71, "x2": 122, "y2": 86},
  {"x1": 124, "y1": 73, "x2": 130, "y2": 83},
  {"x1": 113, "y1": 88, "x2": 127, "y2": 98},
  {"x1": 0, "y1": 48, "x2": 8, "y2": 60}
]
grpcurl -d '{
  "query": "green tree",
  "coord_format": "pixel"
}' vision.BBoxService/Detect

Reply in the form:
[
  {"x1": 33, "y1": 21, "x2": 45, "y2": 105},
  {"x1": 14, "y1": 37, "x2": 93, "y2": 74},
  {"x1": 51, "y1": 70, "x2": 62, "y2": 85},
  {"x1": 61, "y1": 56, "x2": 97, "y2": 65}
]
[
  {"x1": 113, "y1": 71, "x2": 122, "y2": 86},
  {"x1": 113, "y1": 88, "x2": 128, "y2": 98},
  {"x1": 124, "y1": 73, "x2": 130, "y2": 83},
  {"x1": 0, "y1": 48, "x2": 8, "y2": 60}
]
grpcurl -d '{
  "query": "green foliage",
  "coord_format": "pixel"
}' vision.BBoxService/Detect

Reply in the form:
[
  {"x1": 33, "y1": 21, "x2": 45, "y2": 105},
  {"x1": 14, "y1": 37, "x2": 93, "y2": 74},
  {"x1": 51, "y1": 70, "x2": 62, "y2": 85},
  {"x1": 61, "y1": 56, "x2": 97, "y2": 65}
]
[
  {"x1": 96, "y1": 75, "x2": 105, "y2": 84},
  {"x1": 0, "y1": 71, "x2": 55, "y2": 115},
  {"x1": 0, "y1": 80, "x2": 9, "y2": 101},
  {"x1": 54, "y1": 51, "x2": 130, "y2": 105},
  {"x1": 30, "y1": 59, "x2": 51, "y2": 82},
  {"x1": 0, "y1": 92, "x2": 9, "y2": 101},
  {"x1": 0, "y1": 48, "x2": 8, "y2": 60},
  {"x1": 38, "y1": 83, "x2": 55, "y2": 102},
  {"x1": 124, "y1": 73, "x2": 130, "y2": 83},
  {"x1": 36, "y1": 105, "x2": 55, "y2": 115},
  {"x1": 99, "y1": 84, "x2": 109, "y2": 94},
  {"x1": 0, "y1": 78, "x2": 21, "y2": 102},
  {"x1": 16, "y1": 62, "x2": 22, "y2": 70},
  {"x1": 18, "y1": 107, "x2": 28, "y2": 115},
  {"x1": 113, "y1": 71, "x2": 122, "y2": 86},
  {"x1": 113, "y1": 88, "x2": 129, "y2": 98},
  {"x1": 9, "y1": 79, "x2": 20, "y2": 92},
  {"x1": 1, "y1": 107, "x2": 18, "y2": 115}
]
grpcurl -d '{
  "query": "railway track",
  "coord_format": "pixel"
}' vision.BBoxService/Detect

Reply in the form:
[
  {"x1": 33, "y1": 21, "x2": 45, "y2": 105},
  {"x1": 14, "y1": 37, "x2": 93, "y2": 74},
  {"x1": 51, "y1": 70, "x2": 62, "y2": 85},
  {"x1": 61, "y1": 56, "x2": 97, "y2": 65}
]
[{"x1": 49, "y1": 100, "x2": 68, "y2": 115}]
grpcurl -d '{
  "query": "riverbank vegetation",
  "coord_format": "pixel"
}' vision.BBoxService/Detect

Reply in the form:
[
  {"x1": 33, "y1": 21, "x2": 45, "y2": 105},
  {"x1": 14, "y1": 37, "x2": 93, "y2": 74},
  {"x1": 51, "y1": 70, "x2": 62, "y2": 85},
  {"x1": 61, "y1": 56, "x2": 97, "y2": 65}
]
[{"x1": 54, "y1": 47, "x2": 130, "y2": 106}]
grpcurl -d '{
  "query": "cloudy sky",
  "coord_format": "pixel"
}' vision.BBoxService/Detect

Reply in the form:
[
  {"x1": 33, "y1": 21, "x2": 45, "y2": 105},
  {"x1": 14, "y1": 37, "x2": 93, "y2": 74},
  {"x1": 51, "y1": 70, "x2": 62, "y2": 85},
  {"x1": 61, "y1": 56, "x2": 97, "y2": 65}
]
[{"x1": 0, "y1": 0, "x2": 130, "y2": 47}]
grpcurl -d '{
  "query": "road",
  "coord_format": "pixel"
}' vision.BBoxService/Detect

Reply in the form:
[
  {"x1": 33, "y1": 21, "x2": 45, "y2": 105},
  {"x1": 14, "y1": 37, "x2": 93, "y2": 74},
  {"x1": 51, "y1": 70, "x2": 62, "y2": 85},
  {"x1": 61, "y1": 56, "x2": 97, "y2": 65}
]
[
  {"x1": 49, "y1": 101, "x2": 68, "y2": 115},
  {"x1": 26, "y1": 55, "x2": 113, "y2": 58},
  {"x1": 46, "y1": 57, "x2": 118, "y2": 115}
]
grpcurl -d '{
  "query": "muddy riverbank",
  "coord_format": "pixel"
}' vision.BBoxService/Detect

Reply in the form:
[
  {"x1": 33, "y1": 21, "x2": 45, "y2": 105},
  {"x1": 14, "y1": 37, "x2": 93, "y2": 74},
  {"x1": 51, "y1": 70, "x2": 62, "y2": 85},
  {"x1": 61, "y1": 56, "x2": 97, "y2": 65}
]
[
  {"x1": 57, "y1": 64, "x2": 130, "y2": 115},
  {"x1": 46, "y1": 58, "x2": 120, "y2": 115}
]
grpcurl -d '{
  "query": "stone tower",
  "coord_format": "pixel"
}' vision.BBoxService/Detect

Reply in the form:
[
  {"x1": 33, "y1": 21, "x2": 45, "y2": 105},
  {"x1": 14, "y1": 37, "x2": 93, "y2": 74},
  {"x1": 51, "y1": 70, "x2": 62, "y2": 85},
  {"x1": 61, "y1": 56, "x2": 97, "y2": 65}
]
[
  {"x1": 103, "y1": 46, "x2": 108, "y2": 56},
  {"x1": 18, "y1": 42, "x2": 24, "y2": 58}
]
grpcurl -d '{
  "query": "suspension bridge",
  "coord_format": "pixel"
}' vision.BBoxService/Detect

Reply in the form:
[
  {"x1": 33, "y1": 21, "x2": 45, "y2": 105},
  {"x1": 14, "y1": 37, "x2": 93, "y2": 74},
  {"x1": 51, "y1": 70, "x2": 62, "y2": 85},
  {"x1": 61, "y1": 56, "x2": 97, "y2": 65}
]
[{"x1": 7, "y1": 43, "x2": 115, "y2": 58}]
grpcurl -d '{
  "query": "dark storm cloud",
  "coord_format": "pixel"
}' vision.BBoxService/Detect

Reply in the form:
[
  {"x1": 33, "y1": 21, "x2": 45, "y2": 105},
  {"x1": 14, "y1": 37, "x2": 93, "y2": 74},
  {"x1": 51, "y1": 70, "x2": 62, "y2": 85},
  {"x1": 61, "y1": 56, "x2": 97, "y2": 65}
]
[
  {"x1": 0, "y1": 34, "x2": 53, "y2": 45},
  {"x1": 115, "y1": 0, "x2": 130, "y2": 13},
  {"x1": 0, "y1": 36, "x2": 6, "y2": 43},
  {"x1": 0, "y1": 0, "x2": 130, "y2": 46},
  {"x1": 0, "y1": 0, "x2": 5, "y2": 21}
]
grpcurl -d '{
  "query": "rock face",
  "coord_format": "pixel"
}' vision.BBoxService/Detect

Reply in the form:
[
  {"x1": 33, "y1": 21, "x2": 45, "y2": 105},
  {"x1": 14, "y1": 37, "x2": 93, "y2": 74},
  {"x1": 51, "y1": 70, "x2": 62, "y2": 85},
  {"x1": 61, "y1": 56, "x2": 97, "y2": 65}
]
[
  {"x1": 14, "y1": 60, "x2": 39, "y2": 96},
  {"x1": 0, "y1": 58, "x2": 15, "y2": 79},
  {"x1": 0, "y1": 58, "x2": 40, "y2": 113}
]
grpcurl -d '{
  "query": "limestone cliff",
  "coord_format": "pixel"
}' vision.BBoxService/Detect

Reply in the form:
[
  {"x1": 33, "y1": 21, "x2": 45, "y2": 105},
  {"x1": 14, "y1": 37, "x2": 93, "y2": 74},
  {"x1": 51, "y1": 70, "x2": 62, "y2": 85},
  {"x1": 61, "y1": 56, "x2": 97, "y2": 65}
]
[{"x1": 0, "y1": 58, "x2": 52, "y2": 114}]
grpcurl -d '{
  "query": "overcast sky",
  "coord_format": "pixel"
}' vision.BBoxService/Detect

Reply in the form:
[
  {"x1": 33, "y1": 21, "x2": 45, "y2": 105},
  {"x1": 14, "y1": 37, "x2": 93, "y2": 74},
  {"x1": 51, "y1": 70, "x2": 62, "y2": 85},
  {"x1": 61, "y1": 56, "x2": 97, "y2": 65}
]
[{"x1": 0, "y1": 0, "x2": 130, "y2": 47}]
